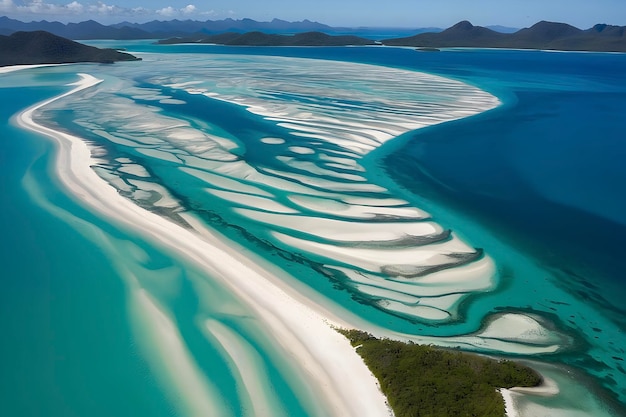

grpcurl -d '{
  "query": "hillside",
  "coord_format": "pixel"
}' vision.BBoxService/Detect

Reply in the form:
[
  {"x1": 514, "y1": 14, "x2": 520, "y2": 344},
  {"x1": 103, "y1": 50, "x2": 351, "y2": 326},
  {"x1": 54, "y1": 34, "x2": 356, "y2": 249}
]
[
  {"x1": 383, "y1": 20, "x2": 626, "y2": 52},
  {"x1": 158, "y1": 31, "x2": 377, "y2": 46},
  {"x1": 0, "y1": 31, "x2": 140, "y2": 67}
]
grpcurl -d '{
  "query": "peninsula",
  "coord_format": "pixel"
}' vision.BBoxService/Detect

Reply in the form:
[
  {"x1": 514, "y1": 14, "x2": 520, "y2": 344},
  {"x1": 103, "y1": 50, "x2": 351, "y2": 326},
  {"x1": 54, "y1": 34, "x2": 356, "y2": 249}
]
[
  {"x1": 339, "y1": 330, "x2": 542, "y2": 417},
  {"x1": 0, "y1": 30, "x2": 140, "y2": 67}
]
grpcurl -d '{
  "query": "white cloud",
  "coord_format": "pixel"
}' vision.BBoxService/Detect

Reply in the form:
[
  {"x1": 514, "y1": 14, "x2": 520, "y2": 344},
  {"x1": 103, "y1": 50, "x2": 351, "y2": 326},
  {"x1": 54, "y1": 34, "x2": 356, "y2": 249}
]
[
  {"x1": 0, "y1": 0, "x2": 14, "y2": 12},
  {"x1": 0, "y1": 1, "x2": 227, "y2": 23},
  {"x1": 66, "y1": 1, "x2": 84, "y2": 13},
  {"x1": 181, "y1": 4, "x2": 196, "y2": 15},
  {"x1": 156, "y1": 6, "x2": 176, "y2": 17}
]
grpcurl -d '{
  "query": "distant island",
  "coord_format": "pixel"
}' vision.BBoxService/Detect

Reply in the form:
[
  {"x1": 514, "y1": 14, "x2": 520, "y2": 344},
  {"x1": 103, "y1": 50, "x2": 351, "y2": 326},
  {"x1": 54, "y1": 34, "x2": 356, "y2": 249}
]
[
  {"x1": 157, "y1": 20, "x2": 626, "y2": 52},
  {"x1": 0, "y1": 16, "x2": 335, "y2": 40},
  {"x1": 157, "y1": 31, "x2": 377, "y2": 46},
  {"x1": 383, "y1": 20, "x2": 626, "y2": 52},
  {"x1": 0, "y1": 31, "x2": 140, "y2": 67},
  {"x1": 1, "y1": 16, "x2": 625, "y2": 52}
]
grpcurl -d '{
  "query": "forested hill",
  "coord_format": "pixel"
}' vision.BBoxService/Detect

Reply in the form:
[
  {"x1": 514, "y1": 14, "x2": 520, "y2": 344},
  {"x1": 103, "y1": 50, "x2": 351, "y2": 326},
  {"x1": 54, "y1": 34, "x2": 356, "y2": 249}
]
[
  {"x1": 0, "y1": 31, "x2": 140, "y2": 67},
  {"x1": 158, "y1": 31, "x2": 377, "y2": 46},
  {"x1": 383, "y1": 20, "x2": 626, "y2": 52}
]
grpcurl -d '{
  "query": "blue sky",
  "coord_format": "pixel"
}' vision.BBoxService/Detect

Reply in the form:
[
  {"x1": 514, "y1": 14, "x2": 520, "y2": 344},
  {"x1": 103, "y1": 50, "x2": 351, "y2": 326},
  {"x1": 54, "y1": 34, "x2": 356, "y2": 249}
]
[{"x1": 1, "y1": 0, "x2": 625, "y2": 28}]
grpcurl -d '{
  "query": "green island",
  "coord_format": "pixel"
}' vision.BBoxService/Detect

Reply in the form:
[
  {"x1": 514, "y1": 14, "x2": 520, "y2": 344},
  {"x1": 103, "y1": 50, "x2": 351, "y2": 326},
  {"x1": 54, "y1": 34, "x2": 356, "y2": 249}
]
[{"x1": 338, "y1": 329, "x2": 542, "y2": 417}]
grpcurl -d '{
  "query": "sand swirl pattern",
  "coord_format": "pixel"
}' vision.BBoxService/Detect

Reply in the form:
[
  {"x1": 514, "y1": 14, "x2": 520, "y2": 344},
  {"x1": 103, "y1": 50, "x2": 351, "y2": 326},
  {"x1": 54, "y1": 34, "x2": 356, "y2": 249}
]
[
  {"x1": 11, "y1": 49, "x2": 625, "y2": 417},
  {"x1": 41, "y1": 55, "x2": 500, "y2": 324},
  {"x1": 36, "y1": 54, "x2": 565, "y2": 353}
]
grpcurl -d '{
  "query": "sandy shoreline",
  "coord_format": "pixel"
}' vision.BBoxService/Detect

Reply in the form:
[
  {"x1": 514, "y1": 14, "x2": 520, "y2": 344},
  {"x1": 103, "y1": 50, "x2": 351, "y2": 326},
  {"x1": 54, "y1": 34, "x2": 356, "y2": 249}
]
[
  {"x1": 14, "y1": 68, "x2": 572, "y2": 417},
  {"x1": 0, "y1": 63, "x2": 62, "y2": 74},
  {"x1": 17, "y1": 73, "x2": 394, "y2": 416}
]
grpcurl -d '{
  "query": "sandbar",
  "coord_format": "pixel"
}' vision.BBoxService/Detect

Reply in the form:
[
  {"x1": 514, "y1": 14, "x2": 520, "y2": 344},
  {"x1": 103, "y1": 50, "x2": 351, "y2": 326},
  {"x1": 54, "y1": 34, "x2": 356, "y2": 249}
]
[{"x1": 17, "y1": 72, "x2": 394, "y2": 417}]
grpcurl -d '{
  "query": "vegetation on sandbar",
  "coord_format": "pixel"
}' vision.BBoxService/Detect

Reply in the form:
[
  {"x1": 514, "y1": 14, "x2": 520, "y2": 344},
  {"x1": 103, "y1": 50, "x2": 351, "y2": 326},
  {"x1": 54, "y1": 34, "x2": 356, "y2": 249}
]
[{"x1": 338, "y1": 329, "x2": 542, "y2": 417}]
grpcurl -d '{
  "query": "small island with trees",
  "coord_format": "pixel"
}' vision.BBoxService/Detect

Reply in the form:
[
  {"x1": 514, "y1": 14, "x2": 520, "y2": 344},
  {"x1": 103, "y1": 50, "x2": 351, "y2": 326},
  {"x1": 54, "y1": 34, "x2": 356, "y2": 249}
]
[{"x1": 338, "y1": 329, "x2": 542, "y2": 417}]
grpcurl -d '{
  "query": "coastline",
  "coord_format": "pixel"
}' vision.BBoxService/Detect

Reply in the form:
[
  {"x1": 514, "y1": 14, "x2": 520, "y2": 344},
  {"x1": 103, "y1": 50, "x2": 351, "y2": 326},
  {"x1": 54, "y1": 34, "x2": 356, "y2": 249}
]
[
  {"x1": 17, "y1": 72, "x2": 394, "y2": 416},
  {"x1": 13, "y1": 69, "x2": 567, "y2": 417},
  {"x1": 501, "y1": 389, "x2": 519, "y2": 417},
  {"x1": 12, "y1": 64, "x2": 614, "y2": 416},
  {"x1": 0, "y1": 63, "x2": 62, "y2": 74}
]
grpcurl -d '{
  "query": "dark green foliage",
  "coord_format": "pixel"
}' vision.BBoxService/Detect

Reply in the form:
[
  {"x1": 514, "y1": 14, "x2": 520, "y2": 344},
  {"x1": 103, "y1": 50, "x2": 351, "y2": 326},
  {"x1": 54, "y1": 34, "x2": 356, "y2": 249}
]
[
  {"x1": 338, "y1": 329, "x2": 541, "y2": 417},
  {"x1": 157, "y1": 31, "x2": 377, "y2": 46},
  {"x1": 383, "y1": 20, "x2": 626, "y2": 52},
  {"x1": 0, "y1": 31, "x2": 140, "y2": 67}
]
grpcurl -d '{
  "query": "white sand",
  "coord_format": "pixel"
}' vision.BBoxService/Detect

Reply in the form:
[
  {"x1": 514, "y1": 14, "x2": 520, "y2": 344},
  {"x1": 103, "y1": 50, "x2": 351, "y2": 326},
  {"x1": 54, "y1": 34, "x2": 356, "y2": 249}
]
[
  {"x1": 17, "y1": 69, "x2": 570, "y2": 415},
  {"x1": 118, "y1": 163, "x2": 151, "y2": 177},
  {"x1": 288, "y1": 146, "x2": 316, "y2": 155},
  {"x1": 500, "y1": 389, "x2": 519, "y2": 417},
  {"x1": 18, "y1": 73, "x2": 394, "y2": 417},
  {"x1": 0, "y1": 63, "x2": 61, "y2": 74},
  {"x1": 288, "y1": 194, "x2": 428, "y2": 220},
  {"x1": 477, "y1": 313, "x2": 564, "y2": 346},
  {"x1": 271, "y1": 230, "x2": 476, "y2": 274},
  {"x1": 126, "y1": 179, "x2": 180, "y2": 208},
  {"x1": 181, "y1": 166, "x2": 273, "y2": 197},
  {"x1": 260, "y1": 137, "x2": 285, "y2": 144},
  {"x1": 132, "y1": 288, "x2": 230, "y2": 416},
  {"x1": 276, "y1": 156, "x2": 367, "y2": 182},
  {"x1": 263, "y1": 167, "x2": 387, "y2": 193},
  {"x1": 204, "y1": 319, "x2": 287, "y2": 417},
  {"x1": 207, "y1": 188, "x2": 299, "y2": 214},
  {"x1": 235, "y1": 208, "x2": 439, "y2": 242}
]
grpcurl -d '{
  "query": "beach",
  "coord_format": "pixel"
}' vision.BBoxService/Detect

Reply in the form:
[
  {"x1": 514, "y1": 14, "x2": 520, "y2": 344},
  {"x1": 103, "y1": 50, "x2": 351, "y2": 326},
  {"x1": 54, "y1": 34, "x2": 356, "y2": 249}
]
[
  {"x1": 10, "y1": 67, "x2": 546, "y2": 417},
  {"x1": 12, "y1": 69, "x2": 551, "y2": 417},
  {"x1": 17, "y1": 71, "x2": 394, "y2": 417},
  {"x1": 6, "y1": 47, "x2": 624, "y2": 416}
]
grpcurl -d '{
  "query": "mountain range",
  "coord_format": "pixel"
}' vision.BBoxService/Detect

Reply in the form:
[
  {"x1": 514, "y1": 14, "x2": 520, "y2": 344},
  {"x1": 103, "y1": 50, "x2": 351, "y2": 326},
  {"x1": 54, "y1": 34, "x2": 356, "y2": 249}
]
[
  {"x1": 0, "y1": 16, "x2": 624, "y2": 52},
  {"x1": 0, "y1": 16, "x2": 334, "y2": 39}
]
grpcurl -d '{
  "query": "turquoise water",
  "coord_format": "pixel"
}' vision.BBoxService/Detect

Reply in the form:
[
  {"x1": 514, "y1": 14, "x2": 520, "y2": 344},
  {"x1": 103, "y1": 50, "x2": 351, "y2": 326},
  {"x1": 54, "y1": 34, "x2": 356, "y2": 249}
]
[{"x1": 1, "y1": 44, "x2": 625, "y2": 416}]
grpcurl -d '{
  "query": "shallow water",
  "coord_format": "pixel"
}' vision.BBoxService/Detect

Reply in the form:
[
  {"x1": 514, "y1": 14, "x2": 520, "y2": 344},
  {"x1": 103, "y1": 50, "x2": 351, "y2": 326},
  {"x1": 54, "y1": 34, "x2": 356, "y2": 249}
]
[{"x1": 1, "y1": 45, "x2": 625, "y2": 416}]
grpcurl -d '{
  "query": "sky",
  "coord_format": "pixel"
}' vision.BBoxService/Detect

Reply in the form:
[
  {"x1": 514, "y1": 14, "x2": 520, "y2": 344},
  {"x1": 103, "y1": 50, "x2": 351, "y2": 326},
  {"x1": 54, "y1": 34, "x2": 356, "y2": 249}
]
[{"x1": 1, "y1": 0, "x2": 625, "y2": 28}]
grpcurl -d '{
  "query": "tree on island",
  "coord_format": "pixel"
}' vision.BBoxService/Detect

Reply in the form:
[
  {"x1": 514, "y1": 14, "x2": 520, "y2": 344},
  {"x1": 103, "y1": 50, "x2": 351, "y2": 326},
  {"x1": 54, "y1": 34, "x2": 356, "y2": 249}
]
[{"x1": 339, "y1": 329, "x2": 541, "y2": 417}]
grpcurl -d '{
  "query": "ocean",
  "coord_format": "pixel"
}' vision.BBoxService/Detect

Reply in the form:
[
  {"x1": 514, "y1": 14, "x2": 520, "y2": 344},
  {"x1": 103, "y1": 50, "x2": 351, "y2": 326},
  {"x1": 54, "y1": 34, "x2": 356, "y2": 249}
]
[{"x1": 1, "y1": 43, "x2": 625, "y2": 416}]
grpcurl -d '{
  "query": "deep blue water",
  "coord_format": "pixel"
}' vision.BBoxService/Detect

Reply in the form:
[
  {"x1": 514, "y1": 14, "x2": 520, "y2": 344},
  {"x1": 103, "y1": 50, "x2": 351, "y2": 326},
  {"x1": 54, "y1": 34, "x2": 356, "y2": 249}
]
[{"x1": 384, "y1": 89, "x2": 626, "y2": 304}]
